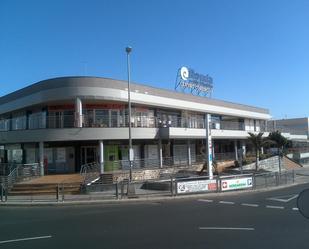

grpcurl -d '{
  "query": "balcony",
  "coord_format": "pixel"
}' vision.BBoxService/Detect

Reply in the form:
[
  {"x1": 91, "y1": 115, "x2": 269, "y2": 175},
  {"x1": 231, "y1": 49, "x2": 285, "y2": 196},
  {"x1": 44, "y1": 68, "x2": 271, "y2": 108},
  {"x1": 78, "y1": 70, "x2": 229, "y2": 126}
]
[{"x1": 0, "y1": 115, "x2": 250, "y2": 132}]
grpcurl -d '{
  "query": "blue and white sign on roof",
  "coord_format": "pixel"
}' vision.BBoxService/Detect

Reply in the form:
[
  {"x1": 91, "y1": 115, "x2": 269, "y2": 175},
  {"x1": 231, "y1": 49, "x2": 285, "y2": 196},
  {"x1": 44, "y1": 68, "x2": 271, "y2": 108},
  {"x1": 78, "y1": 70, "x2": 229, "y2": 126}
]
[{"x1": 175, "y1": 66, "x2": 214, "y2": 97}]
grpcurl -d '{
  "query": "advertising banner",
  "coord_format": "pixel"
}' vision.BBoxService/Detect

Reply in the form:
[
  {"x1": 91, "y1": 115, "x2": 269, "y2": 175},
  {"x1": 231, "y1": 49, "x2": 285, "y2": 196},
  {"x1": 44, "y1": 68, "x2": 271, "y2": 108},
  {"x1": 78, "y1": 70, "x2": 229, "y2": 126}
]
[
  {"x1": 221, "y1": 177, "x2": 253, "y2": 191},
  {"x1": 177, "y1": 179, "x2": 217, "y2": 194}
]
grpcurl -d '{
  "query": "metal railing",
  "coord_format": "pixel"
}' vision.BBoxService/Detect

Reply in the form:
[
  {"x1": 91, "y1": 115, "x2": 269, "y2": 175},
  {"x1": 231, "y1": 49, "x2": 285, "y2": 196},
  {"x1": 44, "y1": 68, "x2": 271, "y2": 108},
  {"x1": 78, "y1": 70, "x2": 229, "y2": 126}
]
[
  {"x1": 0, "y1": 163, "x2": 22, "y2": 176},
  {"x1": 0, "y1": 169, "x2": 300, "y2": 203},
  {"x1": 80, "y1": 162, "x2": 101, "y2": 185},
  {"x1": 0, "y1": 163, "x2": 40, "y2": 190}
]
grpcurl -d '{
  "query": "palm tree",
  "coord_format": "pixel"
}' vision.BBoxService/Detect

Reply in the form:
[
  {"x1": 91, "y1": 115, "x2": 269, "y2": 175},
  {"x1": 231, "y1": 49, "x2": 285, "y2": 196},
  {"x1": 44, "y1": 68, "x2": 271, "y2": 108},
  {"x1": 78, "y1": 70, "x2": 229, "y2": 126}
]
[
  {"x1": 268, "y1": 131, "x2": 288, "y2": 173},
  {"x1": 247, "y1": 132, "x2": 270, "y2": 171}
]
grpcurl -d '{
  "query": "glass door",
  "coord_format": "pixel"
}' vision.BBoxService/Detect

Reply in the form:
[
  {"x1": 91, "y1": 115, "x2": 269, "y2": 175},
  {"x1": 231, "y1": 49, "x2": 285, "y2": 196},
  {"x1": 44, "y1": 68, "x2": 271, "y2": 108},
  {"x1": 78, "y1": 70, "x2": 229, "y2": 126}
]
[{"x1": 81, "y1": 146, "x2": 97, "y2": 165}]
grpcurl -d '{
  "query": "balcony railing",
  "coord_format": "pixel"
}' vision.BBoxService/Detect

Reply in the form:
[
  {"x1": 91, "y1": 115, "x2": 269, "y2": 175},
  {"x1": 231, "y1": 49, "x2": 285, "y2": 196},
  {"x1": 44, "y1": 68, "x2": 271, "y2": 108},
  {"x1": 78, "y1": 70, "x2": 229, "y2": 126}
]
[{"x1": 1, "y1": 114, "x2": 306, "y2": 136}]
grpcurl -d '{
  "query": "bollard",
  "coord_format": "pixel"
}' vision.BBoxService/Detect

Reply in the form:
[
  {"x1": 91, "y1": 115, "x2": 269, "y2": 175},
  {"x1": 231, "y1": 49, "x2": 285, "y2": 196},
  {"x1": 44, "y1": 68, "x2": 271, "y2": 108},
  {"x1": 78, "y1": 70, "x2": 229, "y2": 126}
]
[
  {"x1": 216, "y1": 176, "x2": 220, "y2": 192},
  {"x1": 115, "y1": 183, "x2": 119, "y2": 199},
  {"x1": 275, "y1": 172, "x2": 279, "y2": 186},
  {"x1": 62, "y1": 183, "x2": 64, "y2": 202},
  {"x1": 56, "y1": 184, "x2": 60, "y2": 202},
  {"x1": 121, "y1": 181, "x2": 124, "y2": 199},
  {"x1": 5, "y1": 187, "x2": 7, "y2": 202},
  {"x1": 1, "y1": 184, "x2": 3, "y2": 202},
  {"x1": 170, "y1": 177, "x2": 173, "y2": 196}
]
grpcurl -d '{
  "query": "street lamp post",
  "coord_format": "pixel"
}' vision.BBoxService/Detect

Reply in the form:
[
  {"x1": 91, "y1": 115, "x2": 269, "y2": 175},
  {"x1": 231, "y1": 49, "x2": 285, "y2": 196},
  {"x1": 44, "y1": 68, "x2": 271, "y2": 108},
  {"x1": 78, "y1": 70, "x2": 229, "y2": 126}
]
[{"x1": 126, "y1": 46, "x2": 133, "y2": 182}]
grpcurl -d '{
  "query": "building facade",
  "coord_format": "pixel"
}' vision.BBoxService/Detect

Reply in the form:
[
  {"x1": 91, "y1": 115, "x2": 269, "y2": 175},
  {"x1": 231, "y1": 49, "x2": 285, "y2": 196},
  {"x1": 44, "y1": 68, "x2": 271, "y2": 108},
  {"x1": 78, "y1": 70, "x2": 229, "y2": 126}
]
[{"x1": 0, "y1": 77, "x2": 271, "y2": 174}]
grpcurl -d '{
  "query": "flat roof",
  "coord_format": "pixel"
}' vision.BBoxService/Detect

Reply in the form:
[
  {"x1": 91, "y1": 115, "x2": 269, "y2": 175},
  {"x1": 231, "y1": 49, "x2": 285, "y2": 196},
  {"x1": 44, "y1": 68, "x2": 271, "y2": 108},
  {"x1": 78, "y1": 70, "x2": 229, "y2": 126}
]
[{"x1": 0, "y1": 76, "x2": 269, "y2": 115}]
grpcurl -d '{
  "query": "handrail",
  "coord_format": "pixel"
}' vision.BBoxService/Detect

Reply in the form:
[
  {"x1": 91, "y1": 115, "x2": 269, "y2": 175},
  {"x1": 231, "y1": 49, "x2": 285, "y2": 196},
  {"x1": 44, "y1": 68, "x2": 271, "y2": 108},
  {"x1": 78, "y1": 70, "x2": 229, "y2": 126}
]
[
  {"x1": 80, "y1": 162, "x2": 101, "y2": 186},
  {"x1": 0, "y1": 163, "x2": 40, "y2": 190}
]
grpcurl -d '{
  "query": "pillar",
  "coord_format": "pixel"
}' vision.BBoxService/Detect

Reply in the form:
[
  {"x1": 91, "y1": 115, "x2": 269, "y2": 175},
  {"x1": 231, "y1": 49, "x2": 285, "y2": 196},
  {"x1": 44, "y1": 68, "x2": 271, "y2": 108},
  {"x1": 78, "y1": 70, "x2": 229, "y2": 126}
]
[
  {"x1": 205, "y1": 113, "x2": 213, "y2": 179},
  {"x1": 187, "y1": 140, "x2": 191, "y2": 166},
  {"x1": 159, "y1": 140, "x2": 163, "y2": 168},
  {"x1": 75, "y1": 97, "x2": 83, "y2": 128},
  {"x1": 99, "y1": 140, "x2": 104, "y2": 174},
  {"x1": 39, "y1": 141, "x2": 44, "y2": 176},
  {"x1": 234, "y1": 140, "x2": 238, "y2": 161},
  {"x1": 241, "y1": 140, "x2": 246, "y2": 157}
]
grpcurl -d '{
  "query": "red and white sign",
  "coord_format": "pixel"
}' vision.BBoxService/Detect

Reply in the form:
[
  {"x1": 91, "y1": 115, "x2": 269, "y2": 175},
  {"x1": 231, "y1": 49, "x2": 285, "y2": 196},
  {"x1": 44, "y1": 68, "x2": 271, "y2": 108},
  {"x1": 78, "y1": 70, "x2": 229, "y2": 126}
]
[
  {"x1": 177, "y1": 179, "x2": 217, "y2": 194},
  {"x1": 221, "y1": 177, "x2": 253, "y2": 191}
]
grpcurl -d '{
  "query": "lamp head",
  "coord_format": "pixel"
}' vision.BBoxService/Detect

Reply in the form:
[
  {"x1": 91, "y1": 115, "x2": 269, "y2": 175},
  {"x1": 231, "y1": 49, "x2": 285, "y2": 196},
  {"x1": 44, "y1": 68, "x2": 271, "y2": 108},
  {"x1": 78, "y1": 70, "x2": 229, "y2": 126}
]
[{"x1": 125, "y1": 46, "x2": 132, "y2": 53}]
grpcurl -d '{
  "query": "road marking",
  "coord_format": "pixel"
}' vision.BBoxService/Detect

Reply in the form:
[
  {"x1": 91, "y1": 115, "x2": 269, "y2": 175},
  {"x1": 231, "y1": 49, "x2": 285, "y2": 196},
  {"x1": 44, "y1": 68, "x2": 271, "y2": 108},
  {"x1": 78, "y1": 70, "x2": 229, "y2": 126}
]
[
  {"x1": 0, "y1": 235, "x2": 52, "y2": 244},
  {"x1": 266, "y1": 205, "x2": 284, "y2": 209},
  {"x1": 267, "y1": 194, "x2": 298, "y2": 203},
  {"x1": 241, "y1": 203, "x2": 259, "y2": 207},
  {"x1": 198, "y1": 199, "x2": 213, "y2": 203},
  {"x1": 199, "y1": 227, "x2": 254, "y2": 231},
  {"x1": 219, "y1": 201, "x2": 235, "y2": 205},
  {"x1": 292, "y1": 207, "x2": 299, "y2": 211}
]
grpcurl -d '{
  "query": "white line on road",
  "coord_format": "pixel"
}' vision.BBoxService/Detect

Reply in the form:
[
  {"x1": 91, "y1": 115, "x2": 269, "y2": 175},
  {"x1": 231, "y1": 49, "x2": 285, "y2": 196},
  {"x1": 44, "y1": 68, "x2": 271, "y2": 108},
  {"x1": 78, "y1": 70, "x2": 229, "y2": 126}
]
[
  {"x1": 0, "y1": 235, "x2": 52, "y2": 244},
  {"x1": 292, "y1": 207, "x2": 299, "y2": 211},
  {"x1": 197, "y1": 199, "x2": 213, "y2": 203},
  {"x1": 267, "y1": 194, "x2": 298, "y2": 203},
  {"x1": 199, "y1": 227, "x2": 255, "y2": 231},
  {"x1": 266, "y1": 205, "x2": 284, "y2": 209},
  {"x1": 241, "y1": 203, "x2": 259, "y2": 207},
  {"x1": 219, "y1": 201, "x2": 235, "y2": 205}
]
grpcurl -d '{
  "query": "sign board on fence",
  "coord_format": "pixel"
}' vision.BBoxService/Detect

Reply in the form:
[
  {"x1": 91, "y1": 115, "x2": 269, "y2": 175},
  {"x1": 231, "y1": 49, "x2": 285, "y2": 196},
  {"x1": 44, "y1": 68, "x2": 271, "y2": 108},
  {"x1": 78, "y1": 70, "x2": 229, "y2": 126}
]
[
  {"x1": 221, "y1": 177, "x2": 253, "y2": 191},
  {"x1": 177, "y1": 179, "x2": 217, "y2": 194}
]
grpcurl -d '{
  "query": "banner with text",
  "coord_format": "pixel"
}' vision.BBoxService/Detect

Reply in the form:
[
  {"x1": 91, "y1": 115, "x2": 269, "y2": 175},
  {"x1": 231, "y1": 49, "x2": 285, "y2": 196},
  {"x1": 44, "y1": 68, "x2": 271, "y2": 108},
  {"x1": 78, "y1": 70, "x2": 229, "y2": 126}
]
[
  {"x1": 177, "y1": 179, "x2": 217, "y2": 194},
  {"x1": 221, "y1": 177, "x2": 253, "y2": 191}
]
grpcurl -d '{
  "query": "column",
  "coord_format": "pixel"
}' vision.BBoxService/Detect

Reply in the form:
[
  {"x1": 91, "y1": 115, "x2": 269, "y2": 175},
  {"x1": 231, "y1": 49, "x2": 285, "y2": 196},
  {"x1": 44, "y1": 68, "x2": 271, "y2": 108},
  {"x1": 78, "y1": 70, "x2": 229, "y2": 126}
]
[
  {"x1": 39, "y1": 141, "x2": 44, "y2": 176},
  {"x1": 241, "y1": 140, "x2": 246, "y2": 157},
  {"x1": 99, "y1": 140, "x2": 104, "y2": 174},
  {"x1": 75, "y1": 97, "x2": 83, "y2": 128},
  {"x1": 234, "y1": 140, "x2": 238, "y2": 161},
  {"x1": 187, "y1": 140, "x2": 192, "y2": 166},
  {"x1": 205, "y1": 113, "x2": 213, "y2": 179},
  {"x1": 159, "y1": 140, "x2": 163, "y2": 168}
]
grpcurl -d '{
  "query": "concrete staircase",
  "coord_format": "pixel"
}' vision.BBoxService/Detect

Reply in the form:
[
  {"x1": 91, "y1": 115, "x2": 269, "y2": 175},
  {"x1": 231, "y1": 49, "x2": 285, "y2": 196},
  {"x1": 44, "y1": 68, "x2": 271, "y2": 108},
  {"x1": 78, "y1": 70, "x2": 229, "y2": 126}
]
[
  {"x1": 99, "y1": 173, "x2": 114, "y2": 184},
  {"x1": 283, "y1": 156, "x2": 303, "y2": 169},
  {"x1": 8, "y1": 174, "x2": 83, "y2": 196}
]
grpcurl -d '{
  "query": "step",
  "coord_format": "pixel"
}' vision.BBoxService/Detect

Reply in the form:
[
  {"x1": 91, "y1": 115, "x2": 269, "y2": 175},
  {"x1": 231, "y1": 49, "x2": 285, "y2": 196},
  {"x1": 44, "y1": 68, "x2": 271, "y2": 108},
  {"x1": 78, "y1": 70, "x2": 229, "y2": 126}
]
[{"x1": 8, "y1": 190, "x2": 80, "y2": 196}]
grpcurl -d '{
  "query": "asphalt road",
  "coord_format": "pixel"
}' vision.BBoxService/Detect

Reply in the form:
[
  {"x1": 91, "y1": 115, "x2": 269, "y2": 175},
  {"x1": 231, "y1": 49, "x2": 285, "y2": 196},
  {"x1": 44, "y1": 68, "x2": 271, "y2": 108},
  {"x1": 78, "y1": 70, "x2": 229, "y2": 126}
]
[{"x1": 1, "y1": 183, "x2": 309, "y2": 249}]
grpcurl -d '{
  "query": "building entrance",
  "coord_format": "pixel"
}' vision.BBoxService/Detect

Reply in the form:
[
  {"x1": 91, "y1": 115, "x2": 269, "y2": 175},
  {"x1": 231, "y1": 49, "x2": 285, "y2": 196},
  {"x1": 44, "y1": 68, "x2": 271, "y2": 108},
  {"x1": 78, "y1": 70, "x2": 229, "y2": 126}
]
[{"x1": 81, "y1": 146, "x2": 97, "y2": 165}]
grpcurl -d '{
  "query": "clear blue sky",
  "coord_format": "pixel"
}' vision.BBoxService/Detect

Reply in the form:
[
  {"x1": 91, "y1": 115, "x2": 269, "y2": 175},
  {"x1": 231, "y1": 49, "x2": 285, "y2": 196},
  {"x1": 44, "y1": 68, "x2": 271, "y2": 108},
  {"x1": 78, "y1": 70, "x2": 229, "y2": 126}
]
[{"x1": 1, "y1": 0, "x2": 308, "y2": 119}]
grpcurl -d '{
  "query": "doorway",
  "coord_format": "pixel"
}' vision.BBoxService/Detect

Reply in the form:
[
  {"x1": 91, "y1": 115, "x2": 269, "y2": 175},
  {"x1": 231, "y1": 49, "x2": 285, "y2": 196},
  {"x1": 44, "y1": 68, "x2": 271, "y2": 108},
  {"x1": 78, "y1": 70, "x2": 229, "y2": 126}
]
[{"x1": 81, "y1": 146, "x2": 97, "y2": 165}]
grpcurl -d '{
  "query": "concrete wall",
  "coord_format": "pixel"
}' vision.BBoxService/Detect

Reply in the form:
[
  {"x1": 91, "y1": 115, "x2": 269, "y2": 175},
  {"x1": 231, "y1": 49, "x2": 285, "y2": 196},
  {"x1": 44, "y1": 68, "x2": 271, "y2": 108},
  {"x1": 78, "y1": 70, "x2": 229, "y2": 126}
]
[{"x1": 241, "y1": 156, "x2": 281, "y2": 172}]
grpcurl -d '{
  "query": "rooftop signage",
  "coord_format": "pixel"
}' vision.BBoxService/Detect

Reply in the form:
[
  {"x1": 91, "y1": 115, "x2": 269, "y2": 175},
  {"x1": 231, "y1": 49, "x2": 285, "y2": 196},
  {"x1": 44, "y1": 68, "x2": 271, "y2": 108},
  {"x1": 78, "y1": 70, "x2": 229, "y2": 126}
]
[{"x1": 175, "y1": 66, "x2": 213, "y2": 97}]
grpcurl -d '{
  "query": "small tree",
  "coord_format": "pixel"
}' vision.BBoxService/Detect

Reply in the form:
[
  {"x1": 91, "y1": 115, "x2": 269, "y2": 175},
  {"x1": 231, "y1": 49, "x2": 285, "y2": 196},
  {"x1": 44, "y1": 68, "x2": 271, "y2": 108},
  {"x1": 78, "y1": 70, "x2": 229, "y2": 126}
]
[
  {"x1": 268, "y1": 131, "x2": 288, "y2": 173},
  {"x1": 247, "y1": 132, "x2": 270, "y2": 171}
]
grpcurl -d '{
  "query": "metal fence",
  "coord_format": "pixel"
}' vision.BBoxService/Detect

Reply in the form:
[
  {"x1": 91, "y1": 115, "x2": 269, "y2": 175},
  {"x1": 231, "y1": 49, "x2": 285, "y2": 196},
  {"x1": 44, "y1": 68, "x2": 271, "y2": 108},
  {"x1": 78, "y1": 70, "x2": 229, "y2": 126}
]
[
  {"x1": 1, "y1": 170, "x2": 299, "y2": 203},
  {"x1": 0, "y1": 163, "x2": 40, "y2": 189}
]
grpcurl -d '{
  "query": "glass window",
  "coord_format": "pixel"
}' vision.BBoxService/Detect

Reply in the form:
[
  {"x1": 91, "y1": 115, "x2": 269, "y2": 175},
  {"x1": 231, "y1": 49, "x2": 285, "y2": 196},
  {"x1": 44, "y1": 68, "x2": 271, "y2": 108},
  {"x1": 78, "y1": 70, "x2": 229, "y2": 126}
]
[
  {"x1": 12, "y1": 114, "x2": 26, "y2": 130},
  {"x1": 28, "y1": 112, "x2": 46, "y2": 129},
  {"x1": 95, "y1": 110, "x2": 109, "y2": 127},
  {"x1": 0, "y1": 119, "x2": 10, "y2": 131}
]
